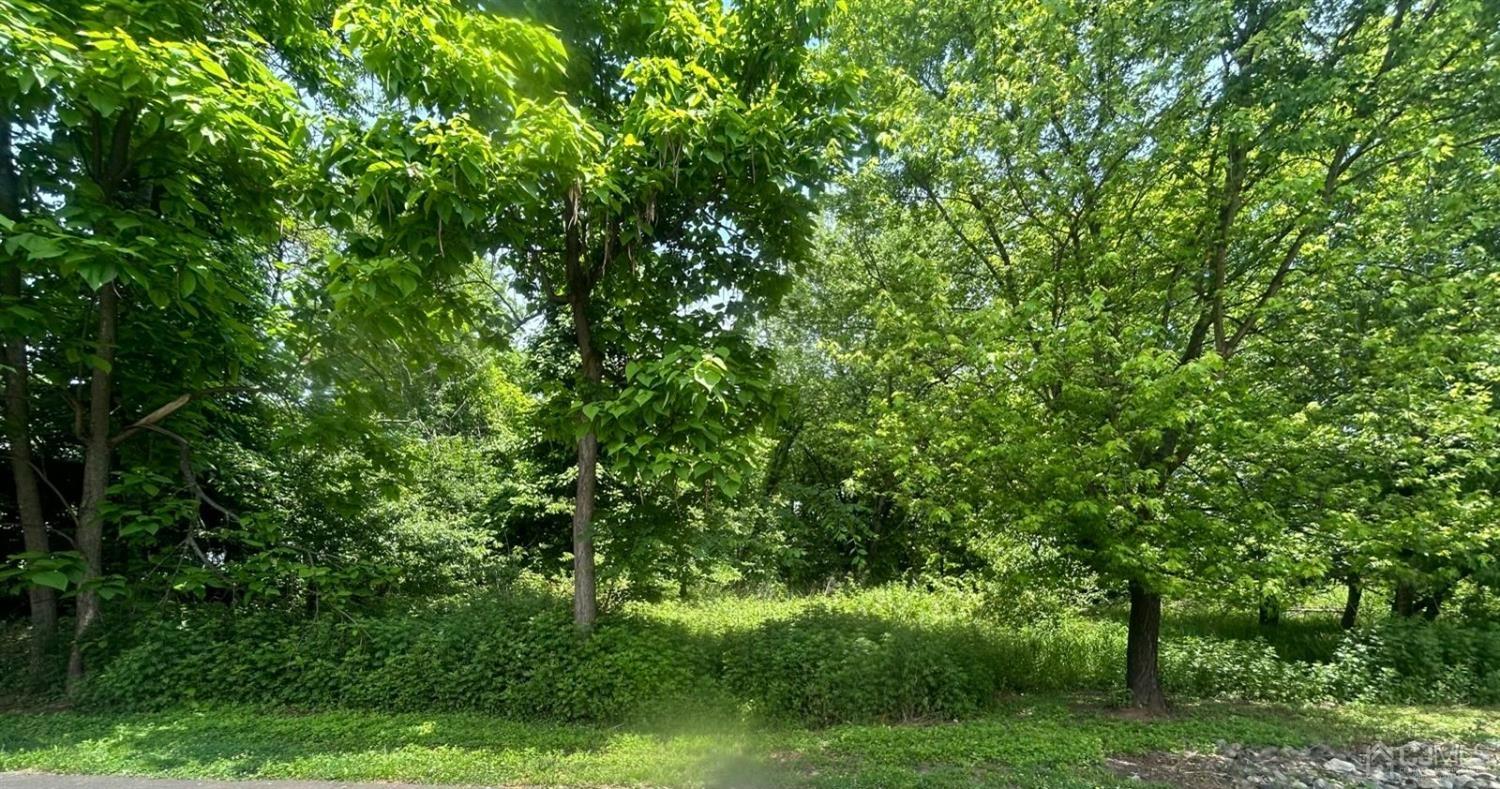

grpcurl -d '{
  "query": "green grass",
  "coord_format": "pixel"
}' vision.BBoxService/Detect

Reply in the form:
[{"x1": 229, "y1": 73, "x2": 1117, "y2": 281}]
[{"x1": 0, "y1": 697, "x2": 1495, "y2": 788}]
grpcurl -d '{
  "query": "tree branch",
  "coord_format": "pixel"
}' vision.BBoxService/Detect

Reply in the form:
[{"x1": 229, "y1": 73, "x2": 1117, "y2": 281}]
[{"x1": 110, "y1": 386, "x2": 253, "y2": 447}]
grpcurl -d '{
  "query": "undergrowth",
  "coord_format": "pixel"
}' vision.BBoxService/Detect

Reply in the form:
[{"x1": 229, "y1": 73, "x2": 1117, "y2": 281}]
[{"x1": 3, "y1": 586, "x2": 1496, "y2": 724}]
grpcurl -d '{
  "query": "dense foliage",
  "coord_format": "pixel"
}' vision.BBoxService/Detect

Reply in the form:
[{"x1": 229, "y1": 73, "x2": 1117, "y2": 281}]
[
  {"x1": 1, "y1": 0, "x2": 1496, "y2": 719},
  {"x1": 3, "y1": 587, "x2": 1491, "y2": 725}
]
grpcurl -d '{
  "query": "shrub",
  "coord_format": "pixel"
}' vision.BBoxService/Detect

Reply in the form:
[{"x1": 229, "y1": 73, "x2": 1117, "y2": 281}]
[
  {"x1": 19, "y1": 587, "x2": 1498, "y2": 725},
  {"x1": 719, "y1": 606, "x2": 1001, "y2": 723},
  {"x1": 1324, "y1": 618, "x2": 1500, "y2": 705},
  {"x1": 77, "y1": 593, "x2": 720, "y2": 722},
  {"x1": 1161, "y1": 637, "x2": 1327, "y2": 703},
  {"x1": 0, "y1": 621, "x2": 67, "y2": 702}
]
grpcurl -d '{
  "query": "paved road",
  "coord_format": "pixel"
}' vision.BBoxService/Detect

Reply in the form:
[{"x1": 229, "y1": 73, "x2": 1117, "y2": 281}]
[{"x1": 0, "y1": 776, "x2": 501, "y2": 789}]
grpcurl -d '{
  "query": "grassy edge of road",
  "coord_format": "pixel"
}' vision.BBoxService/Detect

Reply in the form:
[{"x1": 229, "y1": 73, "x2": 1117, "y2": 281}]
[{"x1": 0, "y1": 697, "x2": 1494, "y2": 788}]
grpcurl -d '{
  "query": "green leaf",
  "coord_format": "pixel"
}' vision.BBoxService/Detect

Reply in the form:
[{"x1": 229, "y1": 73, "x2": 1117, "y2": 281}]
[
  {"x1": 32, "y1": 570, "x2": 69, "y2": 591},
  {"x1": 17, "y1": 234, "x2": 64, "y2": 259},
  {"x1": 78, "y1": 262, "x2": 118, "y2": 290}
]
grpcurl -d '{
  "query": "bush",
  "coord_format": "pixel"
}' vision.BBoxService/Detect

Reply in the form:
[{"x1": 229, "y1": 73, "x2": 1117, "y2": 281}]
[
  {"x1": 77, "y1": 592, "x2": 720, "y2": 722},
  {"x1": 26, "y1": 588, "x2": 1500, "y2": 725},
  {"x1": 1161, "y1": 637, "x2": 1327, "y2": 703},
  {"x1": 1324, "y1": 618, "x2": 1500, "y2": 705},
  {"x1": 0, "y1": 621, "x2": 67, "y2": 702},
  {"x1": 720, "y1": 607, "x2": 1001, "y2": 723}
]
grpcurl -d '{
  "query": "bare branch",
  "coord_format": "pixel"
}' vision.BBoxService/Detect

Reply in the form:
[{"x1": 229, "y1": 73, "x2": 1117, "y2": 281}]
[{"x1": 110, "y1": 386, "x2": 254, "y2": 447}]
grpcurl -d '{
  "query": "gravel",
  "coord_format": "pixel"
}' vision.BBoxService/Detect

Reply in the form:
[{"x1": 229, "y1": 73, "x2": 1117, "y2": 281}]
[{"x1": 1110, "y1": 740, "x2": 1500, "y2": 788}]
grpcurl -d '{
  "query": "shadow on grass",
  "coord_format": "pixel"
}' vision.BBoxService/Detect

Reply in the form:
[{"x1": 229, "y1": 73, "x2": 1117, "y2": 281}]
[
  {"x1": 0, "y1": 706, "x2": 813, "y2": 786},
  {"x1": 0, "y1": 696, "x2": 1494, "y2": 787}
]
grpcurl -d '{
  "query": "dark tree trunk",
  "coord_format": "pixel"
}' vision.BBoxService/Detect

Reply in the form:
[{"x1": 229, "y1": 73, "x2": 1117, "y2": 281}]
[
  {"x1": 1340, "y1": 580, "x2": 1362, "y2": 630},
  {"x1": 564, "y1": 187, "x2": 599, "y2": 633},
  {"x1": 3, "y1": 306, "x2": 56, "y2": 676},
  {"x1": 0, "y1": 111, "x2": 56, "y2": 677},
  {"x1": 1392, "y1": 580, "x2": 1417, "y2": 618},
  {"x1": 1126, "y1": 580, "x2": 1167, "y2": 713},
  {"x1": 1258, "y1": 597, "x2": 1280, "y2": 627},
  {"x1": 68, "y1": 284, "x2": 117, "y2": 686}
]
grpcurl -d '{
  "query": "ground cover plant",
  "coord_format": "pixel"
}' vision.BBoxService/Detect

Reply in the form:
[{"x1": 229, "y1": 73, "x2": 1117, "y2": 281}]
[{"x1": 0, "y1": 697, "x2": 1496, "y2": 788}]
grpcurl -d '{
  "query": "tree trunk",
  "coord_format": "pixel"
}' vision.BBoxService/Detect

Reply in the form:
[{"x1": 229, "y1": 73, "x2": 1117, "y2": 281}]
[
  {"x1": 3, "y1": 306, "x2": 56, "y2": 677},
  {"x1": 1340, "y1": 580, "x2": 1361, "y2": 630},
  {"x1": 564, "y1": 188, "x2": 600, "y2": 633},
  {"x1": 1258, "y1": 597, "x2": 1280, "y2": 627},
  {"x1": 68, "y1": 283, "x2": 118, "y2": 686},
  {"x1": 0, "y1": 113, "x2": 56, "y2": 678},
  {"x1": 1126, "y1": 580, "x2": 1167, "y2": 713},
  {"x1": 1392, "y1": 580, "x2": 1416, "y2": 618},
  {"x1": 570, "y1": 403, "x2": 599, "y2": 632}
]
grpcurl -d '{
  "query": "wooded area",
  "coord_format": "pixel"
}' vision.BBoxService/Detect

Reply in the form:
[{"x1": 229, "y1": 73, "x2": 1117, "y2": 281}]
[{"x1": 1, "y1": 0, "x2": 1498, "y2": 758}]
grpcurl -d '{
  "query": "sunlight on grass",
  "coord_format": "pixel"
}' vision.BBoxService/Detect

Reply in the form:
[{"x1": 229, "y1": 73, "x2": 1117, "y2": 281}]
[{"x1": 1, "y1": 699, "x2": 1494, "y2": 788}]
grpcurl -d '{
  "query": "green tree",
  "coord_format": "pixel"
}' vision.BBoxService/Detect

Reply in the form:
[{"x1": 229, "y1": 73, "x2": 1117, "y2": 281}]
[
  {"x1": 1257, "y1": 182, "x2": 1500, "y2": 622},
  {"x1": 1, "y1": 0, "x2": 315, "y2": 681},
  {"x1": 0, "y1": 0, "x2": 66, "y2": 677},
  {"x1": 823, "y1": 0, "x2": 1500, "y2": 709},
  {"x1": 329, "y1": 0, "x2": 853, "y2": 629}
]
